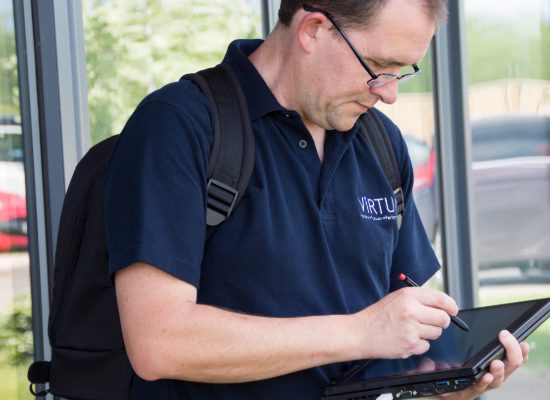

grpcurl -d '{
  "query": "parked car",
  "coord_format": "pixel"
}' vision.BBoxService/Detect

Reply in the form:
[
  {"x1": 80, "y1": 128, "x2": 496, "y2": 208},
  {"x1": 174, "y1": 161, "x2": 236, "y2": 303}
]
[
  {"x1": 0, "y1": 119, "x2": 28, "y2": 251},
  {"x1": 0, "y1": 115, "x2": 23, "y2": 162},
  {"x1": 0, "y1": 190, "x2": 28, "y2": 252},
  {"x1": 403, "y1": 134, "x2": 438, "y2": 240},
  {"x1": 405, "y1": 114, "x2": 550, "y2": 281},
  {"x1": 471, "y1": 115, "x2": 550, "y2": 277},
  {"x1": 0, "y1": 120, "x2": 25, "y2": 196},
  {"x1": 403, "y1": 134, "x2": 439, "y2": 243}
]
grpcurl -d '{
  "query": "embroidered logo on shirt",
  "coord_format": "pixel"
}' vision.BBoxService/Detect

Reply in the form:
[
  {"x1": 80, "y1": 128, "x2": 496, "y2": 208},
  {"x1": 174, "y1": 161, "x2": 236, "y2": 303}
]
[{"x1": 357, "y1": 195, "x2": 398, "y2": 221}]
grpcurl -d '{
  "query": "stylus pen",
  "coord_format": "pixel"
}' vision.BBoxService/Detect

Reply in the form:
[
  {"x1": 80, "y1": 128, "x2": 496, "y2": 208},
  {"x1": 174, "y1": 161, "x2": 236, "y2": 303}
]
[{"x1": 398, "y1": 273, "x2": 470, "y2": 332}]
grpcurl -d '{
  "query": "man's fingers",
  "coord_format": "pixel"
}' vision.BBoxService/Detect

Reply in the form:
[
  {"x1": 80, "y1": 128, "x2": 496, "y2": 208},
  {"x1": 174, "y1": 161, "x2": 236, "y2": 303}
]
[
  {"x1": 520, "y1": 341, "x2": 530, "y2": 361},
  {"x1": 417, "y1": 306, "x2": 451, "y2": 329},
  {"x1": 442, "y1": 335, "x2": 530, "y2": 399},
  {"x1": 418, "y1": 323, "x2": 444, "y2": 340},
  {"x1": 458, "y1": 371, "x2": 495, "y2": 398},
  {"x1": 477, "y1": 370, "x2": 496, "y2": 389},
  {"x1": 470, "y1": 333, "x2": 524, "y2": 393},
  {"x1": 486, "y1": 359, "x2": 506, "y2": 389},
  {"x1": 417, "y1": 357, "x2": 436, "y2": 372},
  {"x1": 499, "y1": 330, "x2": 524, "y2": 373},
  {"x1": 396, "y1": 287, "x2": 455, "y2": 328},
  {"x1": 410, "y1": 287, "x2": 459, "y2": 317}
]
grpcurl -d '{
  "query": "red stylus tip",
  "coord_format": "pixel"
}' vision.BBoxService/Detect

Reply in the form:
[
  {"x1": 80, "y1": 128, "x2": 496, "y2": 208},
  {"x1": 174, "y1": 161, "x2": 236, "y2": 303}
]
[{"x1": 398, "y1": 273, "x2": 406, "y2": 281}]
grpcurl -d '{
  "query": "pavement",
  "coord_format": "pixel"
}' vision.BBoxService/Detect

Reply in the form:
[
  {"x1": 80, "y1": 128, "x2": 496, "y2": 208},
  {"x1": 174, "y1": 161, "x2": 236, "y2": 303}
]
[
  {"x1": 484, "y1": 367, "x2": 549, "y2": 400},
  {"x1": 0, "y1": 252, "x2": 31, "y2": 311}
]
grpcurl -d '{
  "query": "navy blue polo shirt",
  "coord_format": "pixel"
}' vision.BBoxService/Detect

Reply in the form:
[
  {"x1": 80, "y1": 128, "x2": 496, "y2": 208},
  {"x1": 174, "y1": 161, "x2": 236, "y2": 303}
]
[{"x1": 105, "y1": 39, "x2": 440, "y2": 400}]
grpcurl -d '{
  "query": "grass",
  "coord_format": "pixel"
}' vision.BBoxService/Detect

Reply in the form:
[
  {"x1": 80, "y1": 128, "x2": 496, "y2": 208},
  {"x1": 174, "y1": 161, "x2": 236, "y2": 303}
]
[
  {"x1": 0, "y1": 295, "x2": 34, "y2": 400},
  {"x1": 0, "y1": 357, "x2": 33, "y2": 400}
]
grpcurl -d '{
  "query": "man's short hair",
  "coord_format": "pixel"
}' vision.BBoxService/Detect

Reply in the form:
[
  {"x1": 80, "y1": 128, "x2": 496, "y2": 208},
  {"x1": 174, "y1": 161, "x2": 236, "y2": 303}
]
[{"x1": 278, "y1": 0, "x2": 448, "y2": 29}]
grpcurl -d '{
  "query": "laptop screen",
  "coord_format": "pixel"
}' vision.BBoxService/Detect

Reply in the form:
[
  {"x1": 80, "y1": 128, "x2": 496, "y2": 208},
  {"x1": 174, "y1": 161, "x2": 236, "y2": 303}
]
[{"x1": 352, "y1": 299, "x2": 540, "y2": 381}]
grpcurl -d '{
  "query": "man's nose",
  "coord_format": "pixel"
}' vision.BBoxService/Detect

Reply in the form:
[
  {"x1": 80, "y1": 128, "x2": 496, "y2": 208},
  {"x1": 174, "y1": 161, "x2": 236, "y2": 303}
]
[{"x1": 371, "y1": 79, "x2": 399, "y2": 105}]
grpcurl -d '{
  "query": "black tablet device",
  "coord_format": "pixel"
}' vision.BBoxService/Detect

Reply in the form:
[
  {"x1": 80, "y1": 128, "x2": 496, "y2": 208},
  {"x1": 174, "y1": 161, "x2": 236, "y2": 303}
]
[{"x1": 322, "y1": 297, "x2": 550, "y2": 400}]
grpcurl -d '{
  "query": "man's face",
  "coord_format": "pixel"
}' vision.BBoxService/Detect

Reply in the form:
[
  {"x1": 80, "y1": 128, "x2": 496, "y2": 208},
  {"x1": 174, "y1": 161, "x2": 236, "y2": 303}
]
[{"x1": 301, "y1": 0, "x2": 436, "y2": 132}]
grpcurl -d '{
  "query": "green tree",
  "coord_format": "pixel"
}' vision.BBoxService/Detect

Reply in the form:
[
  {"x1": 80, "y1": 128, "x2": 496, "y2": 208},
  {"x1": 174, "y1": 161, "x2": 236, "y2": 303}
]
[
  {"x1": 0, "y1": 295, "x2": 33, "y2": 367},
  {"x1": 536, "y1": 16, "x2": 550, "y2": 80},
  {"x1": 83, "y1": 0, "x2": 261, "y2": 144},
  {"x1": 399, "y1": 49, "x2": 433, "y2": 94},
  {"x1": 0, "y1": 9, "x2": 20, "y2": 118},
  {"x1": 466, "y1": 16, "x2": 550, "y2": 85}
]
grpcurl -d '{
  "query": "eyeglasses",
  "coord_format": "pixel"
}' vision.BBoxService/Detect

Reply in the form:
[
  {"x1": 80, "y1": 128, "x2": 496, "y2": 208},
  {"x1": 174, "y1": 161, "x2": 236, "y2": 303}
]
[{"x1": 303, "y1": 4, "x2": 421, "y2": 88}]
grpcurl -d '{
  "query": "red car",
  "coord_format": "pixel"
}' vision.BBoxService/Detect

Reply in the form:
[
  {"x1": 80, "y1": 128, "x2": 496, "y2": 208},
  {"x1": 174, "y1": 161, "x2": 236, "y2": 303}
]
[
  {"x1": 0, "y1": 190, "x2": 28, "y2": 252},
  {"x1": 403, "y1": 134, "x2": 438, "y2": 240}
]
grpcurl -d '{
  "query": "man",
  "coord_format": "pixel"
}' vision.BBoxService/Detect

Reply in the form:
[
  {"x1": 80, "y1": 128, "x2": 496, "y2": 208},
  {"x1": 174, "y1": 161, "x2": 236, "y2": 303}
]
[{"x1": 105, "y1": 1, "x2": 529, "y2": 399}]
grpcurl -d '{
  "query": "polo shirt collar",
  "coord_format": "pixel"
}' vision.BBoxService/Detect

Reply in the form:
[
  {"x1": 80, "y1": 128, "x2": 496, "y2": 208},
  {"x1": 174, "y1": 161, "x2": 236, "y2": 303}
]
[{"x1": 222, "y1": 39, "x2": 287, "y2": 120}]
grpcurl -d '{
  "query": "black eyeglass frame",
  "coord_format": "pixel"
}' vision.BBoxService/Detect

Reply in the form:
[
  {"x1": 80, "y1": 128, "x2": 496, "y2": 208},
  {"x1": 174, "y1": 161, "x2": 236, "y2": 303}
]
[{"x1": 303, "y1": 4, "x2": 421, "y2": 88}]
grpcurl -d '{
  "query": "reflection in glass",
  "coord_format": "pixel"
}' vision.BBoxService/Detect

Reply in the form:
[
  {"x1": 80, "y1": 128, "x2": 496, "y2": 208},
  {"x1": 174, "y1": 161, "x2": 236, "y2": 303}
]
[
  {"x1": 465, "y1": 0, "x2": 550, "y2": 398},
  {"x1": 464, "y1": 0, "x2": 550, "y2": 286},
  {"x1": 0, "y1": 1, "x2": 32, "y2": 399}
]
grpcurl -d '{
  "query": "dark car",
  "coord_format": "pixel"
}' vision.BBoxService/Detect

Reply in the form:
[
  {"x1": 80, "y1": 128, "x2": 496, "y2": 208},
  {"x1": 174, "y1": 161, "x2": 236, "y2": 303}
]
[
  {"x1": 471, "y1": 115, "x2": 550, "y2": 277},
  {"x1": 405, "y1": 114, "x2": 550, "y2": 280}
]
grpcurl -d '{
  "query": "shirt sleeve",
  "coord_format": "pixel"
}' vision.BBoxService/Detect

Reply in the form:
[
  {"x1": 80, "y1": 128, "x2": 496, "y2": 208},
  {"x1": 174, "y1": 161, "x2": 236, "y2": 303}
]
[{"x1": 105, "y1": 85, "x2": 213, "y2": 287}]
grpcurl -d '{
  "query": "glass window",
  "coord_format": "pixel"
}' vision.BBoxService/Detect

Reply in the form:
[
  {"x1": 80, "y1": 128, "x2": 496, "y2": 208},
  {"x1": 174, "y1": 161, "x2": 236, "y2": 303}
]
[
  {"x1": 0, "y1": 1, "x2": 33, "y2": 399},
  {"x1": 378, "y1": 49, "x2": 443, "y2": 289},
  {"x1": 464, "y1": 1, "x2": 550, "y2": 397},
  {"x1": 82, "y1": 0, "x2": 262, "y2": 145}
]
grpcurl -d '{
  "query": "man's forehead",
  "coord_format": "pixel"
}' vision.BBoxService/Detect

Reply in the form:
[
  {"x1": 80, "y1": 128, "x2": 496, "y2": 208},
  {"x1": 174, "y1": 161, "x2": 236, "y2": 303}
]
[
  {"x1": 348, "y1": 29, "x2": 428, "y2": 68},
  {"x1": 353, "y1": 0, "x2": 436, "y2": 61},
  {"x1": 350, "y1": 26, "x2": 434, "y2": 67}
]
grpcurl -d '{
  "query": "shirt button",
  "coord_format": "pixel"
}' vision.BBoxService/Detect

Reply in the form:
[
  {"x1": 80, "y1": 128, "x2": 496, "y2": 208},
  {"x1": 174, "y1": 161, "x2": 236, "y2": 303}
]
[
  {"x1": 299, "y1": 140, "x2": 308, "y2": 149},
  {"x1": 284, "y1": 113, "x2": 291, "y2": 118}
]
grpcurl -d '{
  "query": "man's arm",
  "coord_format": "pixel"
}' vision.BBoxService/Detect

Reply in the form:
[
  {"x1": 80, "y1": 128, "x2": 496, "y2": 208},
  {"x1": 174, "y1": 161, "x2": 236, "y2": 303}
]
[{"x1": 115, "y1": 262, "x2": 458, "y2": 383}]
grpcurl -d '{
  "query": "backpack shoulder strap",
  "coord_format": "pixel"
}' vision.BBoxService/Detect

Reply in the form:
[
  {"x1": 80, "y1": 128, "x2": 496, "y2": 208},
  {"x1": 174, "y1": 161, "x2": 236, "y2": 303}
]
[
  {"x1": 358, "y1": 109, "x2": 404, "y2": 229},
  {"x1": 181, "y1": 63, "x2": 255, "y2": 233}
]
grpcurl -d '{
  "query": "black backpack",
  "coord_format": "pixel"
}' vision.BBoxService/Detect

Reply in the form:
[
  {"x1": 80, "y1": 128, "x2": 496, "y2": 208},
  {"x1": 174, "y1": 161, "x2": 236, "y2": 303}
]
[{"x1": 27, "y1": 63, "x2": 403, "y2": 400}]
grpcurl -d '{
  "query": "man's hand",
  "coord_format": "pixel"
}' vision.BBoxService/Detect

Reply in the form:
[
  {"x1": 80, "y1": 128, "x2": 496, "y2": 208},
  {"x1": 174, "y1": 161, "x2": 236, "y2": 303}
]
[
  {"x1": 440, "y1": 330, "x2": 530, "y2": 400},
  {"x1": 351, "y1": 287, "x2": 458, "y2": 360}
]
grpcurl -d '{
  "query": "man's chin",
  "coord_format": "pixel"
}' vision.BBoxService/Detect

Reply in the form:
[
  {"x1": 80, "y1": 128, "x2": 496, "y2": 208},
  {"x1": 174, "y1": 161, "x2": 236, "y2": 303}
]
[
  {"x1": 326, "y1": 110, "x2": 365, "y2": 132},
  {"x1": 340, "y1": 113, "x2": 366, "y2": 132}
]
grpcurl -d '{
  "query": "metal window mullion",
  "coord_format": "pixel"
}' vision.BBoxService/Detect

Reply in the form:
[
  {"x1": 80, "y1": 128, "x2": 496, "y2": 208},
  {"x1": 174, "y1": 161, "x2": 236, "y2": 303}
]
[
  {"x1": 263, "y1": 0, "x2": 280, "y2": 36},
  {"x1": 14, "y1": 0, "x2": 52, "y2": 372},
  {"x1": 14, "y1": 0, "x2": 89, "y2": 385},
  {"x1": 432, "y1": 0, "x2": 478, "y2": 309},
  {"x1": 31, "y1": 0, "x2": 90, "y2": 254},
  {"x1": 27, "y1": 0, "x2": 89, "y2": 271},
  {"x1": 53, "y1": 0, "x2": 90, "y2": 178},
  {"x1": 15, "y1": 1, "x2": 88, "y2": 398},
  {"x1": 30, "y1": 0, "x2": 66, "y2": 287}
]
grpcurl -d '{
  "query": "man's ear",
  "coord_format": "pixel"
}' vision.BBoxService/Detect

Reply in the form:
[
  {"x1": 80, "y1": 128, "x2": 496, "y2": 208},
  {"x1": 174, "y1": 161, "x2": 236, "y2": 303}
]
[{"x1": 295, "y1": 10, "x2": 332, "y2": 53}]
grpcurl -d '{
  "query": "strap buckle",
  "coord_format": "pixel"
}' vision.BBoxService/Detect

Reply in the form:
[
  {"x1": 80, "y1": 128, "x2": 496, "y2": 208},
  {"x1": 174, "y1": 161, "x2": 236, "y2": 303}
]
[
  {"x1": 206, "y1": 179, "x2": 239, "y2": 226},
  {"x1": 393, "y1": 187, "x2": 405, "y2": 229}
]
